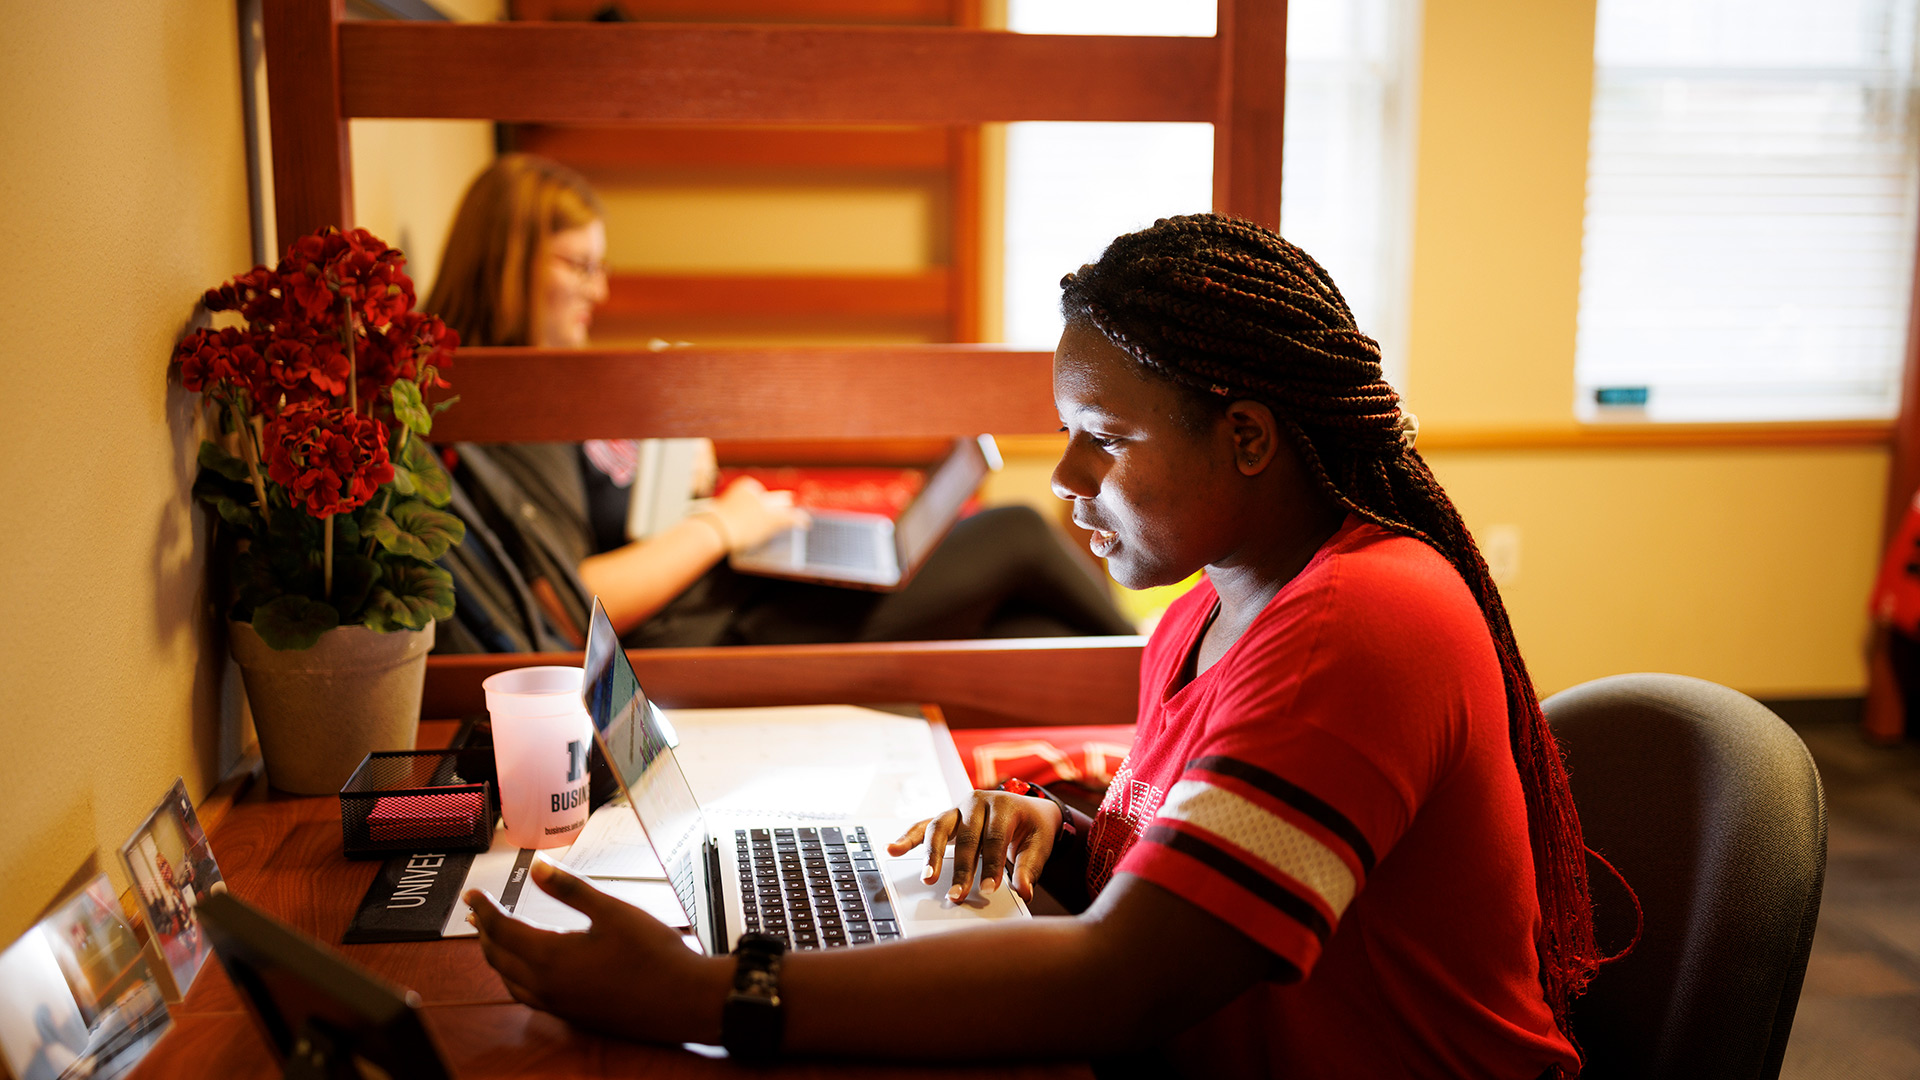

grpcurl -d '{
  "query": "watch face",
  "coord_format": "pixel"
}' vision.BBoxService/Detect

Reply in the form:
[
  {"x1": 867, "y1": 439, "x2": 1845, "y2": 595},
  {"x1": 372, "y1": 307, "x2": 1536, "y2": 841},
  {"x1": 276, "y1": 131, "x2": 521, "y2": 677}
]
[{"x1": 735, "y1": 969, "x2": 780, "y2": 1001}]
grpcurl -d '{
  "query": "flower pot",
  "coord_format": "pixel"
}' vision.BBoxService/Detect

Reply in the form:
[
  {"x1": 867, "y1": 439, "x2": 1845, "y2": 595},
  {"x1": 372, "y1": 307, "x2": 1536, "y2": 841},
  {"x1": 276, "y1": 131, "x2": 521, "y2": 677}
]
[{"x1": 230, "y1": 620, "x2": 435, "y2": 795}]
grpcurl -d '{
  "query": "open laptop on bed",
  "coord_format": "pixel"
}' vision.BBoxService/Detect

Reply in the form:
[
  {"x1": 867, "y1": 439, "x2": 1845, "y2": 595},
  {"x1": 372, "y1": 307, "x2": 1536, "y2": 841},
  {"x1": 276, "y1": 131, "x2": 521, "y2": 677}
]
[
  {"x1": 579, "y1": 597, "x2": 1026, "y2": 954},
  {"x1": 727, "y1": 435, "x2": 1002, "y2": 590}
]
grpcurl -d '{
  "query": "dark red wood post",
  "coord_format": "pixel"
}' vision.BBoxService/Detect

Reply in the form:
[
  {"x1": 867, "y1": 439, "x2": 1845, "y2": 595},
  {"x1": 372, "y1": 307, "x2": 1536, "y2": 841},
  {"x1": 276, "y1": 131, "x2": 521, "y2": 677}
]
[
  {"x1": 263, "y1": 0, "x2": 353, "y2": 249},
  {"x1": 1863, "y1": 204, "x2": 1920, "y2": 741},
  {"x1": 1212, "y1": 0, "x2": 1287, "y2": 231}
]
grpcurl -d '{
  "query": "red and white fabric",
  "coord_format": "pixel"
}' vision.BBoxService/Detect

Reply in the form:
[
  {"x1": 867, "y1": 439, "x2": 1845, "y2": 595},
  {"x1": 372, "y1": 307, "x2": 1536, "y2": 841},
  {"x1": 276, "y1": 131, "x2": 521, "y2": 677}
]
[{"x1": 948, "y1": 725, "x2": 1136, "y2": 791}]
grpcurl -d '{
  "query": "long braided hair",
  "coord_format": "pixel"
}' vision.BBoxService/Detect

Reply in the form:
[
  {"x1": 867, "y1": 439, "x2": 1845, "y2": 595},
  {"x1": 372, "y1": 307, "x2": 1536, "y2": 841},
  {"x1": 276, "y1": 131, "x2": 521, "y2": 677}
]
[{"x1": 1062, "y1": 214, "x2": 1601, "y2": 1056}]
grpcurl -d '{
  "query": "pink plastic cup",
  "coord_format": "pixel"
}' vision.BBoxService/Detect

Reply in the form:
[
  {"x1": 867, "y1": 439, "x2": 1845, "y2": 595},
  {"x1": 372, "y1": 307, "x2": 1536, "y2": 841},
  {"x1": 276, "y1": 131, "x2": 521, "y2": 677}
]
[{"x1": 483, "y1": 666, "x2": 593, "y2": 849}]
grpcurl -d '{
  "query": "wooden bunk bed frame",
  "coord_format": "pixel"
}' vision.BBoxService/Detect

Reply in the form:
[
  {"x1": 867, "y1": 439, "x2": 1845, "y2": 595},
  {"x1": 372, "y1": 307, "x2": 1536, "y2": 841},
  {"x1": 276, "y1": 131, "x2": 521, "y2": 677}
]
[
  {"x1": 507, "y1": 0, "x2": 995, "y2": 345},
  {"x1": 261, "y1": 0, "x2": 1287, "y2": 729}
]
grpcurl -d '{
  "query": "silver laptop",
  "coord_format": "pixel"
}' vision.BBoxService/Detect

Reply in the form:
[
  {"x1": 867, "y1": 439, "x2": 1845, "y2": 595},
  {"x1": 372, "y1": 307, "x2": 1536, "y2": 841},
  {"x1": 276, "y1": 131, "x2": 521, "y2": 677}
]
[
  {"x1": 727, "y1": 435, "x2": 1002, "y2": 590},
  {"x1": 579, "y1": 597, "x2": 1026, "y2": 954}
]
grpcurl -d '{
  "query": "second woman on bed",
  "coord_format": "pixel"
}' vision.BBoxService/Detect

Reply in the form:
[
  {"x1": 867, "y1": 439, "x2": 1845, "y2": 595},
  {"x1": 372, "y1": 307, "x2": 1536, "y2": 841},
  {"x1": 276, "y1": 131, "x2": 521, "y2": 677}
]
[{"x1": 423, "y1": 153, "x2": 1133, "y2": 653}]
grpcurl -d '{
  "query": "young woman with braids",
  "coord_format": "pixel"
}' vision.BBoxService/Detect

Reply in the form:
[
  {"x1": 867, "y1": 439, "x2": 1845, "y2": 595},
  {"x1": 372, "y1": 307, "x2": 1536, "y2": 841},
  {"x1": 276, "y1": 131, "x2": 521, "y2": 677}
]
[{"x1": 465, "y1": 214, "x2": 1601, "y2": 1078}]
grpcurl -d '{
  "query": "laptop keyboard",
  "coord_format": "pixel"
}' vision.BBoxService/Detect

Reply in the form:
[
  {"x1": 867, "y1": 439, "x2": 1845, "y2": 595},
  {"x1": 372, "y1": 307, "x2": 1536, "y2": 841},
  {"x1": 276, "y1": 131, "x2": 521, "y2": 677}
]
[
  {"x1": 737, "y1": 826, "x2": 900, "y2": 949},
  {"x1": 801, "y1": 520, "x2": 879, "y2": 571}
]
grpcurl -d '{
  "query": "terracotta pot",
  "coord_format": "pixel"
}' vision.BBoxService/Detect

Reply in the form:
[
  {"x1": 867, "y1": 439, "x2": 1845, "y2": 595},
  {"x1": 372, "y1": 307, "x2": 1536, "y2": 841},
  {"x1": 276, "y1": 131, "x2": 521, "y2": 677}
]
[{"x1": 229, "y1": 620, "x2": 435, "y2": 795}]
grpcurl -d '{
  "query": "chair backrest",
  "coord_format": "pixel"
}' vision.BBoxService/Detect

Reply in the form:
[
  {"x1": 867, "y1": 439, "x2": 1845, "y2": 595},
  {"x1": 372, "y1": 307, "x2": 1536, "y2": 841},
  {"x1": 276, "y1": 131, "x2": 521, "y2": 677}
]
[{"x1": 1541, "y1": 673, "x2": 1826, "y2": 1080}]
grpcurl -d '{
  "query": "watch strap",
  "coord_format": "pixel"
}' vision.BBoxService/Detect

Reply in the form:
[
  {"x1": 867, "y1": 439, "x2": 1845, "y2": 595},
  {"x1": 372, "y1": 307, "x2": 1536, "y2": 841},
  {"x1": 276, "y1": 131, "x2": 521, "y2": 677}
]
[
  {"x1": 998, "y1": 777, "x2": 1078, "y2": 841},
  {"x1": 722, "y1": 932, "x2": 786, "y2": 1064}
]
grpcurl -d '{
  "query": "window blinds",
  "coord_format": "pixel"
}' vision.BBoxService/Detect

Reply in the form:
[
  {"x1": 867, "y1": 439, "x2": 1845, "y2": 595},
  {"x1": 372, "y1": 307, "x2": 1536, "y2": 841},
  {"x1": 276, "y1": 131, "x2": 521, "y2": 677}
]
[{"x1": 1575, "y1": 0, "x2": 1920, "y2": 421}]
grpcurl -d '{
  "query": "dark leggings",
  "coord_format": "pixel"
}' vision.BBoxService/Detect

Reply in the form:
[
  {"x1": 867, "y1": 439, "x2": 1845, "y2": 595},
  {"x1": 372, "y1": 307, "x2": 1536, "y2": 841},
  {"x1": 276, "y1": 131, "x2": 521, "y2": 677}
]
[{"x1": 625, "y1": 505, "x2": 1135, "y2": 648}]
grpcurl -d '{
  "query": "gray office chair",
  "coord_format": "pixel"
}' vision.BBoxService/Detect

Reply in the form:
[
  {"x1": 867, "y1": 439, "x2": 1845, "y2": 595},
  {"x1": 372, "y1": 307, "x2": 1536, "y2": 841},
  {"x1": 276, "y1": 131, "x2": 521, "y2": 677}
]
[{"x1": 1542, "y1": 673, "x2": 1826, "y2": 1080}]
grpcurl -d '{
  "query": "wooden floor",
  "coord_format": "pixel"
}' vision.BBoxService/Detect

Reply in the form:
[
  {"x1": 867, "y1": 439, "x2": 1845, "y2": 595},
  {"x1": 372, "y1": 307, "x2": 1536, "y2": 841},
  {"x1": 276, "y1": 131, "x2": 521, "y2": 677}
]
[{"x1": 1775, "y1": 708, "x2": 1920, "y2": 1079}]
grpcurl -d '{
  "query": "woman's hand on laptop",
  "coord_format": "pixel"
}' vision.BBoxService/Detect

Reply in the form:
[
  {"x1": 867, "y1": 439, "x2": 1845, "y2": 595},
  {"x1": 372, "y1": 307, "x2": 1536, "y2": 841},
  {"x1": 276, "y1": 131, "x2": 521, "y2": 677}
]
[
  {"x1": 705, "y1": 477, "x2": 808, "y2": 553},
  {"x1": 463, "y1": 861, "x2": 730, "y2": 1045},
  {"x1": 887, "y1": 791, "x2": 1062, "y2": 904}
]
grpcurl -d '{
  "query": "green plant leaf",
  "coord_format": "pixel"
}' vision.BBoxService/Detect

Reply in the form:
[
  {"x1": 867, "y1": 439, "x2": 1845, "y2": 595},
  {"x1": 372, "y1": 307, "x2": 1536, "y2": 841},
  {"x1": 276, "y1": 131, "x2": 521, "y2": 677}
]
[
  {"x1": 391, "y1": 379, "x2": 432, "y2": 437},
  {"x1": 232, "y1": 551, "x2": 283, "y2": 618},
  {"x1": 255, "y1": 515, "x2": 320, "y2": 594},
  {"x1": 399, "y1": 436, "x2": 451, "y2": 507},
  {"x1": 192, "y1": 471, "x2": 259, "y2": 532},
  {"x1": 330, "y1": 552, "x2": 380, "y2": 619},
  {"x1": 363, "y1": 562, "x2": 454, "y2": 632},
  {"x1": 197, "y1": 441, "x2": 252, "y2": 483},
  {"x1": 267, "y1": 502, "x2": 314, "y2": 545},
  {"x1": 430, "y1": 394, "x2": 461, "y2": 417},
  {"x1": 250, "y1": 595, "x2": 340, "y2": 650},
  {"x1": 365, "y1": 500, "x2": 465, "y2": 561},
  {"x1": 388, "y1": 462, "x2": 419, "y2": 497}
]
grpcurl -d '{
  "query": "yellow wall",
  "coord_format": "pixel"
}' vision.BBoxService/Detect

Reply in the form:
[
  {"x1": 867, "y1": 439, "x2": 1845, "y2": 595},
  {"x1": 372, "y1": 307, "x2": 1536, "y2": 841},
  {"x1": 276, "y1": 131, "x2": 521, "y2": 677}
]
[
  {"x1": 1429, "y1": 447, "x2": 1886, "y2": 697},
  {"x1": 0, "y1": 0, "x2": 252, "y2": 945},
  {"x1": 1402, "y1": 0, "x2": 1594, "y2": 428},
  {"x1": 599, "y1": 184, "x2": 938, "y2": 274},
  {"x1": 350, "y1": 119, "x2": 499, "y2": 300}
]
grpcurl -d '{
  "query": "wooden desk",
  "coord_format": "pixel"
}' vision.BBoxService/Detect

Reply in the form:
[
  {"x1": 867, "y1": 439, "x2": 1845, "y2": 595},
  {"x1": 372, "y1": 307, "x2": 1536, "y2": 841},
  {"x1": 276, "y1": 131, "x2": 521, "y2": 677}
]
[{"x1": 128, "y1": 719, "x2": 1093, "y2": 1079}]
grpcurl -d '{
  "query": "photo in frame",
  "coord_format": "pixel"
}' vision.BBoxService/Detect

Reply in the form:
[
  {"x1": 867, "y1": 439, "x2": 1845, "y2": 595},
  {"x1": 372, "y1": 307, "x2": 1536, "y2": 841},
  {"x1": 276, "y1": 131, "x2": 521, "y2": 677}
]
[
  {"x1": 0, "y1": 875, "x2": 171, "y2": 1080},
  {"x1": 119, "y1": 778, "x2": 224, "y2": 995}
]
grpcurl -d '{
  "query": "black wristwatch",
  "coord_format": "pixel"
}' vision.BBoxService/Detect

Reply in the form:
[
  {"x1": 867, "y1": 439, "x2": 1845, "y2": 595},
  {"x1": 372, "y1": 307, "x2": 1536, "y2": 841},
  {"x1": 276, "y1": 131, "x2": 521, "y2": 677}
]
[{"x1": 722, "y1": 932, "x2": 787, "y2": 1064}]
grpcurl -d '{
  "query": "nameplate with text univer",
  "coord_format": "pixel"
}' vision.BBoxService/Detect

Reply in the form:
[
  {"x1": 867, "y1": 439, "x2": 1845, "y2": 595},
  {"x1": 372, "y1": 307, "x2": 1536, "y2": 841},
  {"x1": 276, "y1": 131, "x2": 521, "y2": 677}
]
[{"x1": 343, "y1": 850, "x2": 478, "y2": 943}]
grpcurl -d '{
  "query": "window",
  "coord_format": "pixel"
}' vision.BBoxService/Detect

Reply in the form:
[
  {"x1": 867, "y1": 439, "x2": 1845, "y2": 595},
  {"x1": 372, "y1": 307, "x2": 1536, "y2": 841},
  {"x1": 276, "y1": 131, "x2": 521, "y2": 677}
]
[
  {"x1": 1000, "y1": 0, "x2": 1421, "y2": 382},
  {"x1": 1574, "y1": 0, "x2": 1920, "y2": 421}
]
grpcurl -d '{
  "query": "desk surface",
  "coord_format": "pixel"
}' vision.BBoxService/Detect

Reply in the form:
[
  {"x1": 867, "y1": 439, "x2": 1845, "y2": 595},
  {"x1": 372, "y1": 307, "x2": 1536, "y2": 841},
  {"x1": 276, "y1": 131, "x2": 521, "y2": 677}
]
[{"x1": 128, "y1": 715, "x2": 1093, "y2": 1079}]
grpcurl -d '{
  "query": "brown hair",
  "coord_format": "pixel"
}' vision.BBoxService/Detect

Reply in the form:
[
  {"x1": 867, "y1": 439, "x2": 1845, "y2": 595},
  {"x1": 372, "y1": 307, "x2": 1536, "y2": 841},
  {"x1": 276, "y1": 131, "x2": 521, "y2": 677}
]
[
  {"x1": 423, "y1": 153, "x2": 604, "y2": 347},
  {"x1": 1062, "y1": 213, "x2": 1603, "y2": 1069}
]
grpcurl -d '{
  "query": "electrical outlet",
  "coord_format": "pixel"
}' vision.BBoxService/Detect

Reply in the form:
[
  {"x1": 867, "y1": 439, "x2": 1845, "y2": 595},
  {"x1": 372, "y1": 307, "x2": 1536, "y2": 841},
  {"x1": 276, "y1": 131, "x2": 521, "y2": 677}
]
[{"x1": 1481, "y1": 525, "x2": 1521, "y2": 586}]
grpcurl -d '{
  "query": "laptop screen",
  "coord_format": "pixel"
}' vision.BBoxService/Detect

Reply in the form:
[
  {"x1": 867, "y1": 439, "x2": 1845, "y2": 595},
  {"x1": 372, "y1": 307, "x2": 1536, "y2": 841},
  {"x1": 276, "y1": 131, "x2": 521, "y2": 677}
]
[
  {"x1": 580, "y1": 598, "x2": 719, "y2": 952},
  {"x1": 893, "y1": 435, "x2": 997, "y2": 570}
]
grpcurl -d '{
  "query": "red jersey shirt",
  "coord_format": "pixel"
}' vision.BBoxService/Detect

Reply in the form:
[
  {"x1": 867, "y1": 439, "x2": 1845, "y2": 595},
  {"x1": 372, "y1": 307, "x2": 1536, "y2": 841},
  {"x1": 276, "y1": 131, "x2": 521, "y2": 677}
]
[{"x1": 1088, "y1": 516, "x2": 1578, "y2": 1078}]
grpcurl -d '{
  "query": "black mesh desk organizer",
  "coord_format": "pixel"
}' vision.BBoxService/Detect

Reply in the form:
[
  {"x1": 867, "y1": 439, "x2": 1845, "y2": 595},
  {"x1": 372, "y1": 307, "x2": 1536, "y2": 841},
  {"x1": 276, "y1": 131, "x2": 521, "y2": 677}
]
[{"x1": 338, "y1": 750, "x2": 496, "y2": 859}]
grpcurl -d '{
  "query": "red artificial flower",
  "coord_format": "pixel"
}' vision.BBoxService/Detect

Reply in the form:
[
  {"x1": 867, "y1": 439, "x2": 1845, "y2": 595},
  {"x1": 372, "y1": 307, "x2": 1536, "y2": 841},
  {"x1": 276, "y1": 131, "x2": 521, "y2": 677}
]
[
  {"x1": 202, "y1": 266, "x2": 279, "y2": 320},
  {"x1": 261, "y1": 339, "x2": 311, "y2": 387},
  {"x1": 358, "y1": 260, "x2": 414, "y2": 327},
  {"x1": 290, "y1": 268, "x2": 336, "y2": 324},
  {"x1": 263, "y1": 402, "x2": 394, "y2": 518},
  {"x1": 307, "y1": 340, "x2": 351, "y2": 396},
  {"x1": 355, "y1": 330, "x2": 410, "y2": 395},
  {"x1": 282, "y1": 232, "x2": 330, "y2": 276},
  {"x1": 182, "y1": 228, "x2": 451, "y2": 524},
  {"x1": 267, "y1": 227, "x2": 418, "y2": 339},
  {"x1": 356, "y1": 312, "x2": 457, "y2": 400},
  {"x1": 397, "y1": 311, "x2": 457, "y2": 383},
  {"x1": 176, "y1": 326, "x2": 247, "y2": 394}
]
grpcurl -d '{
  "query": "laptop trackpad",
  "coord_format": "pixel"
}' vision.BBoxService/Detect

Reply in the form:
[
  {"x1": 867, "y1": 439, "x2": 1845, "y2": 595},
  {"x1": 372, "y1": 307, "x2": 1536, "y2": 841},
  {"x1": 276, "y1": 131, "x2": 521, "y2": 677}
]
[{"x1": 883, "y1": 856, "x2": 1028, "y2": 935}]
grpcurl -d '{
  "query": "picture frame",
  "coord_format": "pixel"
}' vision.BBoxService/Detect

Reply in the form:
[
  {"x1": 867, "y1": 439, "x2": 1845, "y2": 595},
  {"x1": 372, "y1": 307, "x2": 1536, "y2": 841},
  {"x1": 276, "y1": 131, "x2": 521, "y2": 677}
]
[
  {"x1": 119, "y1": 778, "x2": 224, "y2": 996},
  {"x1": 0, "y1": 875, "x2": 171, "y2": 1080}
]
